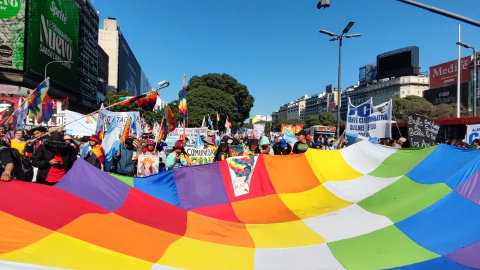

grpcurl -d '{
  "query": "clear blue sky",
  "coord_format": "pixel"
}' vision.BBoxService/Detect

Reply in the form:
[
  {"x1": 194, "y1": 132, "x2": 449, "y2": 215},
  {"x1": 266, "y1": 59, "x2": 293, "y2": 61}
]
[{"x1": 93, "y1": 0, "x2": 479, "y2": 119}]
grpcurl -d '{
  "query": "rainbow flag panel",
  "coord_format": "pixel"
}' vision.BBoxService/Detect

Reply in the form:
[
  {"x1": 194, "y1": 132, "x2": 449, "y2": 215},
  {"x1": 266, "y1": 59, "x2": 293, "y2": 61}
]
[{"x1": 1, "y1": 140, "x2": 480, "y2": 269}]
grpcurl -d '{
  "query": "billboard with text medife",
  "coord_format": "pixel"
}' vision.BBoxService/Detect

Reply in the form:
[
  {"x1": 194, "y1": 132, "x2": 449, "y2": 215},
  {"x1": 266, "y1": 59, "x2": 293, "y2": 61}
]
[
  {"x1": 429, "y1": 56, "x2": 471, "y2": 89},
  {"x1": 0, "y1": 0, "x2": 26, "y2": 70},
  {"x1": 26, "y1": 0, "x2": 79, "y2": 91}
]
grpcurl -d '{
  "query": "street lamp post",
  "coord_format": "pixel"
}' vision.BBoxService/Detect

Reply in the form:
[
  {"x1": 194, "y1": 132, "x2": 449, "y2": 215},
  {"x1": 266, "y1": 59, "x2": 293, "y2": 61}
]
[
  {"x1": 44, "y1": 60, "x2": 73, "y2": 79},
  {"x1": 319, "y1": 22, "x2": 361, "y2": 138},
  {"x1": 457, "y1": 41, "x2": 477, "y2": 117}
]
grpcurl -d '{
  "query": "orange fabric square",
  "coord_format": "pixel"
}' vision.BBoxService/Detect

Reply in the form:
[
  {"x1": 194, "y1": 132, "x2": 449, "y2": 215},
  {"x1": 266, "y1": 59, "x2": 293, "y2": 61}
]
[
  {"x1": 57, "y1": 213, "x2": 181, "y2": 262},
  {"x1": 0, "y1": 211, "x2": 53, "y2": 254},
  {"x1": 231, "y1": 194, "x2": 300, "y2": 224},
  {"x1": 263, "y1": 154, "x2": 321, "y2": 194},
  {"x1": 185, "y1": 212, "x2": 254, "y2": 248}
]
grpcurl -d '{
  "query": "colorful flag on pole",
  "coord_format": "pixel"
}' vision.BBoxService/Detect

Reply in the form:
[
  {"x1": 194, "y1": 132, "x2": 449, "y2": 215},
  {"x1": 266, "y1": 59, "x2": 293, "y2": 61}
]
[
  {"x1": 226, "y1": 116, "x2": 232, "y2": 127},
  {"x1": 201, "y1": 116, "x2": 206, "y2": 127},
  {"x1": 13, "y1": 98, "x2": 28, "y2": 131},
  {"x1": 121, "y1": 118, "x2": 131, "y2": 142},
  {"x1": 208, "y1": 115, "x2": 213, "y2": 129},
  {"x1": 178, "y1": 74, "x2": 187, "y2": 119},
  {"x1": 120, "y1": 92, "x2": 158, "y2": 111},
  {"x1": 216, "y1": 112, "x2": 220, "y2": 121},
  {"x1": 27, "y1": 79, "x2": 54, "y2": 123}
]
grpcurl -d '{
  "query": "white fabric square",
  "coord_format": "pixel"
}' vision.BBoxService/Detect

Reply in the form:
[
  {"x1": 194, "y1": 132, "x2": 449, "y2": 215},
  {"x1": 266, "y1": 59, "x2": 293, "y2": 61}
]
[
  {"x1": 324, "y1": 175, "x2": 401, "y2": 202},
  {"x1": 255, "y1": 243, "x2": 345, "y2": 270},
  {"x1": 303, "y1": 204, "x2": 393, "y2": 242},
  {"x1": 340, "y1": 140, "x2": 396, "y2": 175}
]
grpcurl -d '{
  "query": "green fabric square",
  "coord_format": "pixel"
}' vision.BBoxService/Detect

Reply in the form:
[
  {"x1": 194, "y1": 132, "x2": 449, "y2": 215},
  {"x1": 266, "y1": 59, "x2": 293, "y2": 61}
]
[{"x1": 369, "y1": 147, "x2": 437, "y2": 178}]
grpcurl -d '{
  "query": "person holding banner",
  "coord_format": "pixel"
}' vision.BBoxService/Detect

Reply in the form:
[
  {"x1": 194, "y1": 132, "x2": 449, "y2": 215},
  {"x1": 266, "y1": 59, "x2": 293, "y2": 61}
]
[
  {"x1": 166, "y1": 141, "x2": 189, "y2": 169},
  {"x1": 142, "y1": 139, "x2": 166, "y2": 169},
  {"x1": 293, "y1": 130, "x2": 312, "y2": 154},
  {"x1": 213, "y1": 141, "x2": 235, "y2": 162},
  {"x1": 242, "y1": 139, "x2": 260, "y2": 156}
]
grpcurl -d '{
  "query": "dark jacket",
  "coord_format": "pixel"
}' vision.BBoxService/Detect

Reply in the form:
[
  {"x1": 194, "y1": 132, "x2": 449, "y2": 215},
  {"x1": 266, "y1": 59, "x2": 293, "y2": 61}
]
[
  {"x1": 32, "y1": 139, "x2": 78, "y2": 183},
  {"x1": 272, "y1": 142, "x2": 292, "y2": 155},
  {"x1": 292, "y1": 140, "x2": 313, "y2": 154},
  {"x1": 114, "y1": 144, "x2": 136, "y2": 174}
]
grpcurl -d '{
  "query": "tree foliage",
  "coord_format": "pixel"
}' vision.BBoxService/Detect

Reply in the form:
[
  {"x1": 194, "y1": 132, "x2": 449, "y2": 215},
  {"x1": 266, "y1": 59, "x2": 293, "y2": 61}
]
[
  {"x1": 393, "y1": 95, "x2": 470, "y2": 121},
  {"x1": 318, "y1": 111, "x2": 337, "y2": 126},
  {"x1": 182, "y1": 73, "x2": 255, "y2": 130}
]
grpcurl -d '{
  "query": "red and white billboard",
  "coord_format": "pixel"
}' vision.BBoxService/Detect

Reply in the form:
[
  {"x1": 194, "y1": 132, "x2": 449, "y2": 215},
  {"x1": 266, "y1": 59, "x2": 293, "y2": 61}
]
[{"x1": 429, "y1": 56, "x2": 471, "y2": 89}]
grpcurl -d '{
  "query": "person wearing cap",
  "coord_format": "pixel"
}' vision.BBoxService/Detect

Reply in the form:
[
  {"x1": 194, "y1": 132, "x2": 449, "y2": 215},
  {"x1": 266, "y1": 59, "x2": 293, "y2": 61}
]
[
  {"x1": 141, "y1": 139, "x2": 166, "y2": 168},
  {"x1": 293, "y1": 130, "x2": 313, "y2": 154},
  {"x1": 273, "y1": 138, "x2": 292, "y2": 155},
  {"x1": 313, "y1": 141, "x2": 323, "y2": 150},
  {"x1": 24, "y1": 126, "x2": 48, "y2": 157},
  {"x1": 32, "y1": 131, "x2": 78, "y2": 185},
  {"x1": 242, "y1": 139, "x2": 261, "y2": 156},
  {"x1": 114, "y1": 137, "x2": 137, "y2": 176},
  {"x1": 259, "y1": 136, "x2": 273, "y2": 155},
  {"x1": 166, "y1": 141, "x2": 189, "y2": 169},
  {"x1": 213, "y1": 141, "x2": 235, "y2": 162},
  {"x1": 63, "y1": 135, "x2": 79, "y2": 150},
  {"x1": 84, "y1": 134, "x2": 105, "y2": 171}
]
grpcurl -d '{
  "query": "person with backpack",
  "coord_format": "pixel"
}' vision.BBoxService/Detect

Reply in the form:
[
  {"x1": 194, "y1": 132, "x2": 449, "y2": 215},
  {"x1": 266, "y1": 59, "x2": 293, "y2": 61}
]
[{"x1": 32, "y1": 131, "x2": 78, "y2": 185}]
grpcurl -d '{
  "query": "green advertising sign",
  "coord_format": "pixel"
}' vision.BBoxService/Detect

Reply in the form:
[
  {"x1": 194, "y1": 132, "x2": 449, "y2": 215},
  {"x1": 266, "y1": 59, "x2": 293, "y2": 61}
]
[
  {"x1": 26, "y1": 0, "x2": 79, "y2": 91},
  {"x1": 0, "y1": 0, "x2": 26, "y2": 70}
]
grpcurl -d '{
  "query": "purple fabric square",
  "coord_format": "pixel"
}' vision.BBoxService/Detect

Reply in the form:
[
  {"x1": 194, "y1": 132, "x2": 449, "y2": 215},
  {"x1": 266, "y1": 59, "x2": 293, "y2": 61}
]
[
  {"x1": 174, "y1": 163, "x2": 230, "y2": 210},
  {"x1": 456, "y1": 168, "x2": 480, "y2": 206},
  {"x1": 55, "y1": 159, "x2": 131, "y2": 211},
  {"x1": 446, "y1": 241, "x2": 480, "y2": 268}
]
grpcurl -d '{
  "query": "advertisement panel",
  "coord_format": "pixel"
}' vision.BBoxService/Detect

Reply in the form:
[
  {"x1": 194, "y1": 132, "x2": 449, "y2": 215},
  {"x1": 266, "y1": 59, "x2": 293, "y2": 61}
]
[
  {"x1": 429, "y1": 56, "x2": 471, "y2": 89},
  {"x1": 0, "y1": 84, "x2": 32, "y2": 97},
  {"x1": 0, "y1": 0, "x2": 26, "y2": 70},
  {"x1": 423, "y1": 82, "x2": 470, "y2": 107},
  {"x1": 118, "y1": 33, "x2": 141, "y2": 96},
  {"x1": 26, "y1": 0, "x2": 79, "y2": 91}
]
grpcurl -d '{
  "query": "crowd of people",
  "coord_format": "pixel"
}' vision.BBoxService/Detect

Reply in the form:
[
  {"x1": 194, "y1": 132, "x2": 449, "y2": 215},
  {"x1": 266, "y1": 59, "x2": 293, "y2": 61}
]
[{"x1": 1, "y1": 123, "x2": 477, "y2": 185}]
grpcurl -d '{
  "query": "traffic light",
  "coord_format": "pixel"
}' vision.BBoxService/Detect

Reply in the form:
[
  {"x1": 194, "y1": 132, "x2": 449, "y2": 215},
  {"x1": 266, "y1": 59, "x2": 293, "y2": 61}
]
[{"x1": 317, "y1": 0, "x2": 330, "y2": 9}]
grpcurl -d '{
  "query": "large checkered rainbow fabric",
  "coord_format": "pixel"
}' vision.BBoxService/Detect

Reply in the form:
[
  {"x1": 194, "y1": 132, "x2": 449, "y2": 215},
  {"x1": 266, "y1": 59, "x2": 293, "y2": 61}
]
[{"x1": 1, "y1": 140, "x2": 479, "y2": 269}]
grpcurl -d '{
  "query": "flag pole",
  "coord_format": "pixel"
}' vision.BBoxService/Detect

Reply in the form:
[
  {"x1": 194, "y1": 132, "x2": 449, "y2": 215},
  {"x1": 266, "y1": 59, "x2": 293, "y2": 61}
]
[
  {"x1": 154, "y1": 115, "x2": 164, "y2": 151},
  {"x1": 4, "y1": 78, "x2": 49, "y2": 126},
  {"x1": 38, "y1": 83, "x2": 169, "y2": 139}
]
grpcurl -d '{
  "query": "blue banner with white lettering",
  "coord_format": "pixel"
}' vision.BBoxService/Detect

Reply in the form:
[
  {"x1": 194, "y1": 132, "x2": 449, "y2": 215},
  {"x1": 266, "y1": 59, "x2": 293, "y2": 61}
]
[{"x1": 346, "y1": 98, "x2": 392, "y2": 139}]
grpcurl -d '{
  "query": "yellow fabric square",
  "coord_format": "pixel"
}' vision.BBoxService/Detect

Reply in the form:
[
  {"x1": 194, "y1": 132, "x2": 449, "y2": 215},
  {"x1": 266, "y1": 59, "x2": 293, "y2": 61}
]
[
  {"x1": 305, "y1": 149, "x2": 363, "y2": 183},
  {"x1": 246, "y1": 220, "x2": 325, "y2": 248},
  {"x1": 158, "y1": 237, "x2": 255, "y2": 270},
  {"x1": 0, "y1": 232, "x2": 153, "y2": 270},
  {"x1": 279, "y1": 185, "x2": 354, "y2": 219}
]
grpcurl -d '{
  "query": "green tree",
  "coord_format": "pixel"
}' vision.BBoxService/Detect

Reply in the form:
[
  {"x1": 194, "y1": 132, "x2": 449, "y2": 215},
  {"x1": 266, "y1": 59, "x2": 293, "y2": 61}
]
[
  {"x1": 318, "y1": 111, "x2": 337, "y2": 126},
  {"x1": 184, "y1": 73, "x2": 254, "y2": 130},
  {"x1": 305, "y1": 115, "x2": 321, "y2": 128},
  {"x1": 393, "y1": 96, "x2": 436, "y2": 122}
]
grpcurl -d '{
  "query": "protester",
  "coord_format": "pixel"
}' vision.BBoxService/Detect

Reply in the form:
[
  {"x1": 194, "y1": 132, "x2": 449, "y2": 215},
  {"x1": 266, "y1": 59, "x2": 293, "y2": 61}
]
[
  {"x1": 325, "y1": 140, "x2": 336, "y2": 150},
  {"x1": 259, "y1": 136, "x2": 273, "y2": 155},
  {"x1": 142, "y1": 139, "x2": 166, "y2": 168},
  {"x1": 166, "y1": 141, "x2": 189, "y2": 169},
  {"x1": 10, "y1": 130, "x2": 26, "y2": 155},
  {"x1": 395, "y1": 137, "x2": 407, "y2": 149},
  {"x1": 63, "y1": 135, "x2": 79, "y2": 150},
  {"x1": 273, "y1": 139, "x2": 292, "y2": 155},
  {"x1": 293, "y1": 130, "x2": 312, "y2": 154},
  {"x1": 213, "y1": 141, "x2": 235, "y2": 161},
  {"x1": 24, "y1": 126, "x2": 48, "y2": 157},
  {"x1": 313, "y1": 141, "x2": 323, "y2": 150},
  {"x1": 472, "y1": 139, "x2": 480, "y2": 150},
  {"x1": 114, "y1": 137, "x2": 137, "y2": 176},
  {"x1": 242, "y1": 139, "x2": 260, "y2": 155},
  {"x1": 0, "y1": 139, "x2": 14, "y2": 182},
  {"x1": 83, "y1": 134, "x2": 105, "y2": 171},
  {"x1": 32, "y1": 131, "x2": 78, "y2": 185}
]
